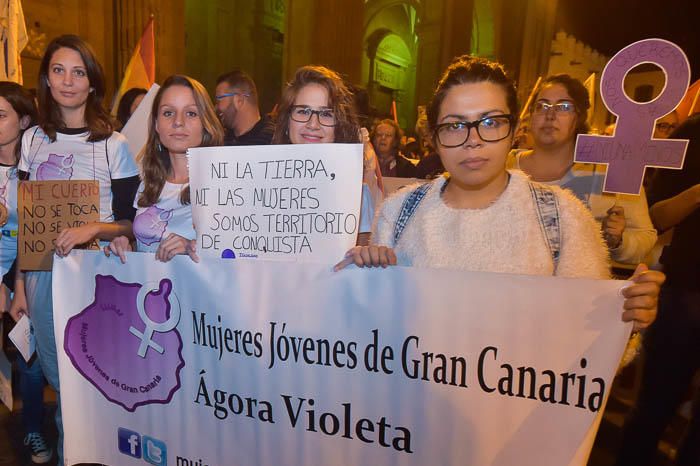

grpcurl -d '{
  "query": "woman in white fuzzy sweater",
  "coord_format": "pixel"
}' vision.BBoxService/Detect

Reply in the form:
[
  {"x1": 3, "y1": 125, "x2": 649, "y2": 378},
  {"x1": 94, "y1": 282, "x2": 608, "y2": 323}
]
[{"x1": 335, "y1": 55, "x2": 663, "y2": 333}]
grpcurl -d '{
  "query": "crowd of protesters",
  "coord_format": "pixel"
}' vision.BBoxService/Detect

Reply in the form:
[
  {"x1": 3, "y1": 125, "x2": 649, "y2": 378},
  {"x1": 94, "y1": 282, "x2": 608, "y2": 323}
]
[{"x1": 0, "y1": 33, "x2": 697, "y2": 466}]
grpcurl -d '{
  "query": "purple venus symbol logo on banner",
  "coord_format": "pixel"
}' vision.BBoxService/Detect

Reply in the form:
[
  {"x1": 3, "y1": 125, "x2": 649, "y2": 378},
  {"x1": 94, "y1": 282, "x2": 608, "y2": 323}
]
[
  {"x1": 129, "y1": 281, "x2": 181, "y2": 357},
  {"x1": 64, "y1": 276, "x2": 185, "y2": 412},
  {"x1": 574, "y1": 39, "x2": 691, "y2": 194}
]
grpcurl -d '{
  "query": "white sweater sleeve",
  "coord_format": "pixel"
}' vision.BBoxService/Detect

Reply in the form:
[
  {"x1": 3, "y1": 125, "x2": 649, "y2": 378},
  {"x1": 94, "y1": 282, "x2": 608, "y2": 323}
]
[
  {"x1": 555, "y1": 188, "x2": 611, "y2": 279},
  {"x1": 609, "y1": 188, "x2": 657, "y2": 265}
]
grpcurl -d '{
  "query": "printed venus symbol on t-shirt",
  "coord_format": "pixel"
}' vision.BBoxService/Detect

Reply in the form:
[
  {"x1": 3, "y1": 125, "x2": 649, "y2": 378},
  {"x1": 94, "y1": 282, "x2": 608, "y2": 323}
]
[
  {"x1": 36, "y1": 153, "x2": 74, "y2": 180},
  {"x1": 134, "y1": 206, "x2": 174, "y2": 246}
]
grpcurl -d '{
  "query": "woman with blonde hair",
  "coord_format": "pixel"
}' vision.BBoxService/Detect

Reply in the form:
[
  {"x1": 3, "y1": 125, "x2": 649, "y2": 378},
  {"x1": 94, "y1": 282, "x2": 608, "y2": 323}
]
[{"x1": 106, "y1": 74, "x2": 224, "y2": 262}]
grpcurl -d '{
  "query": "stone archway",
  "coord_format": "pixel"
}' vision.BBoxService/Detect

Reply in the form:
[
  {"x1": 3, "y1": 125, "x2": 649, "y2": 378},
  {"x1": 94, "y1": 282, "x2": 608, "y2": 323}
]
[{"x1": 363, "y1": 1, "x2": 419, "y2": 129}]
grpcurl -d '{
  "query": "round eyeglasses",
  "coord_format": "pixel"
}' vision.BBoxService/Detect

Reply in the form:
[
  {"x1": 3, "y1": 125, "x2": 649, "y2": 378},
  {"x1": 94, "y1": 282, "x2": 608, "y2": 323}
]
[
  {"x1": 532, "y1": 101, "x2": 576, "y2": 115},
  {"x1": 655, "y1": 122, "x2": 678, "y2": 134},
  {"x1": 434, "y1": 114, "x2": 514, "y2": 147},
  {"x1": 290, "y1": 105, "x2": 336, "y2": 127}
]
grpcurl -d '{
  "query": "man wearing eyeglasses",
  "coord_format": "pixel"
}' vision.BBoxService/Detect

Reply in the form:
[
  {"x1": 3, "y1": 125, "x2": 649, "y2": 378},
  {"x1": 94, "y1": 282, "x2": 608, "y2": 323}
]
[{"x1": 214, "y1": 70, "x2": 274, "y2": 146}]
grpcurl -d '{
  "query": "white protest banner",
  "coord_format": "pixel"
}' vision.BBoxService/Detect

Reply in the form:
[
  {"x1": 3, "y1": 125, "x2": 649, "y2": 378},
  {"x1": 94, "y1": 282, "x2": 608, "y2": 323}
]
[
  {"x1": 54, "y1": 251, "x2": 630, "y2": 466},
  {"x1": 121, "y1": 83, "x2": 160, "y2": 164},
  {"x1": 9, "y1": 314, "x2": 35, "y2": 362},
  {"x1": 189, "y1": 144, "x2": 363, "y2": 262}
]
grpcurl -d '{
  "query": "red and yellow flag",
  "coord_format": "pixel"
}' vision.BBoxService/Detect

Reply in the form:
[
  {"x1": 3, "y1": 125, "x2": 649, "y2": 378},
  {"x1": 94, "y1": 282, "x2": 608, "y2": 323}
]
[
  {"x1": 676, "y1": 79, "x2": 700, "y2": 122},
  {"x1": 111, "y1": 17, "x2": 155, "y2": 114},
  {"x1": 583, "y1": 73, "x2": 596, "y2": 125}
]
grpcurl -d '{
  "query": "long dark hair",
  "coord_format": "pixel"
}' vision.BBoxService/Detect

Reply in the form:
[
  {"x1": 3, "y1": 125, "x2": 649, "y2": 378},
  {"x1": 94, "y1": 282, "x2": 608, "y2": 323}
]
[
  {"x1": 38, "y1": 34, "x2": 114, "y2": 142},
  {"x1": 272, "y1": 65, "x2": 360, "y2": 144},
  {"x1": 139, "y1": 75, "x2": 224, "y2": 207},
  {"x1": 116, "y1": 87, "x2": 148, "y2": 128},
  {"x1": 0, "y1": 82, "x2": 38, "y2": 163},
  {"x1": 427, "y1": 55, "x2": 519, "y2": 140}
]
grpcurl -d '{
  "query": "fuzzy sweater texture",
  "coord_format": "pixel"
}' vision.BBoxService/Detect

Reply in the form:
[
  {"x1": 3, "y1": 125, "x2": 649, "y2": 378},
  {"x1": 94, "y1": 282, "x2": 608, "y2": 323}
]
[{"x1": 373, "y1": 170, "x2": 611, "y2": 280}]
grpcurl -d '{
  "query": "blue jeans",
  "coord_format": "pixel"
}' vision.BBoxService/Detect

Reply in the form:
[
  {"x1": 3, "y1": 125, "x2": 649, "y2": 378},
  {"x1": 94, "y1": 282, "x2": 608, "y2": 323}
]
[
  {"x1": 25, "y1": 271, "x2": 62, "y2": 464},
  {"x1": 17, "y1": 356, "x2": 45, "y2": 434}
]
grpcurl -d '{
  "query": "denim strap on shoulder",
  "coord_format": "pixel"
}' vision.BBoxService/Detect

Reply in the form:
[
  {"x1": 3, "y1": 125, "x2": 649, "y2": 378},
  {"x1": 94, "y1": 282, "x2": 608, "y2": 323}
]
[
  {"x1": 528, "y1": 182, "x2": 561, "y2": 269},
  {"x1": 392, "y1": 182, "x2": 432, "y2": 246}
]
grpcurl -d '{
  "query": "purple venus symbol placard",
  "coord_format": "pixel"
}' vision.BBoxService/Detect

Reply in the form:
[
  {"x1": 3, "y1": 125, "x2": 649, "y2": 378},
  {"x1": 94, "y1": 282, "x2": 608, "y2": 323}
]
[
  {"x1": 64, "y1": 275, "x2": 185, "y2": 412},
  {"x1": 574, "y1": 39, "x2": 691, "y2": 194}
]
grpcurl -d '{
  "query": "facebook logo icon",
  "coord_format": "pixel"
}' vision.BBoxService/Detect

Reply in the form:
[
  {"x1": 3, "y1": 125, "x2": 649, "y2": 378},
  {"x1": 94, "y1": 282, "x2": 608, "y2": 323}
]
[{"x1": 118, "y1": 427, "x2": 141, "y2": 458}]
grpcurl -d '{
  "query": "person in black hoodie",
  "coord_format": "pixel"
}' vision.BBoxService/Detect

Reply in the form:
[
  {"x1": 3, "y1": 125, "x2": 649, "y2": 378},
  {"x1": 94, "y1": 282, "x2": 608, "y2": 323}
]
[{"x1": 616, "y1": 113, "x2": 700, "y2": 466}]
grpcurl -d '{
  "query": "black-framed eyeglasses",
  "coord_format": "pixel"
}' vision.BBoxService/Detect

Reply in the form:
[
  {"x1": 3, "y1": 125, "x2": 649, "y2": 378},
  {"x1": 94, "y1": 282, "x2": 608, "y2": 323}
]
[
  {"x1": 655, "y1": 122, "x2": 678, "y2": 133},
  {"x1": 434, "y1": 114, "x2": 514, "y2": 147},
  {"x1": 290, "y1": 105, "x2": 336, "y2": 127},
  {"x1": 532, "y1": 101, "x2": 576, "y2": 115},
  {"x1": 214, "y1": 92, "x2": 250, "y2": 101}
]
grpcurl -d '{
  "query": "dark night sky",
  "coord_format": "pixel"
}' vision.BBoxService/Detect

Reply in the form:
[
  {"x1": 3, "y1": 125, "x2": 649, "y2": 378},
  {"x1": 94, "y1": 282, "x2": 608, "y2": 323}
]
[{"x1": 556, "y1": 0, "x2": 700, "y2": 81}]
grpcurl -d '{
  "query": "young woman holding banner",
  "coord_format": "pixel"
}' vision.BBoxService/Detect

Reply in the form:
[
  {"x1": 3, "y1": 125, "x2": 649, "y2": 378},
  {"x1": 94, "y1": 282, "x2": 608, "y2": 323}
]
[
  {"x1": 506, "y1": 74, "x2": 657, "y2": 269},
  {"x1": 335, "y1": 55, "x2": 662, "y2": 334},
  {"x1": 0, "y1": 82, "x2": 52, "y2": 464},
  {"x1": 9, "y1": 35, "x2": 140, "y2": 464},
  {"x1": 105, "y1": 75, "x2": 224, "y2": 263},
  {"x1": 272, "y1": 65, "x2": 375, "y2": 245}
]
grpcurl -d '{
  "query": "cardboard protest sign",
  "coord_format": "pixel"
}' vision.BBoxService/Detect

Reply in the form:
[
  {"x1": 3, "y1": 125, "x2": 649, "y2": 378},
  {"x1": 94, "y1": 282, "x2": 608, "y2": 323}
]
[
  {"x1": 575, "y1": 38, "x2": 690, "y2": 194},
  {"x1": 18, "y1": 180, "x2": 100, "y2": 270},
  {"x1": 189, "y1": 144, "x2": 363, "y2": 263}
]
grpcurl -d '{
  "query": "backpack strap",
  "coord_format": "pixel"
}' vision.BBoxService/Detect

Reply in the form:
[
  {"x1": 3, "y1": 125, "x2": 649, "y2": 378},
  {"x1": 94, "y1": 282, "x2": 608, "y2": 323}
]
[
  {"x1": 392, "y1": 182, "x2": 433, "y2": 246},
  {"x1": 528, "y1": 182, "x2": 561, "y2": 269},
  {"x1": 105, "y1": 137, "x2": 111, "y2": 174},
  {"x1": 30, "y1": 127, "x2": 39, "y2": 147}
]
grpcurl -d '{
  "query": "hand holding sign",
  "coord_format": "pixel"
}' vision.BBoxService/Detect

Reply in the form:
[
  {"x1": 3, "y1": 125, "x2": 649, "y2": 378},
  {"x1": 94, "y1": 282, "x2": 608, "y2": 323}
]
[
  {"x1": 602, "y1": 205, "x2": 625, "y2": 249},
  {"x1": 189, "y1": 144, "x2": 363, "y2": 263},
  {"x1": 575, "y1": 39, "x2": 691, "y2": 194},
  {"x1": 18, "y1": 180, "x2": 101, "y2": 270}
]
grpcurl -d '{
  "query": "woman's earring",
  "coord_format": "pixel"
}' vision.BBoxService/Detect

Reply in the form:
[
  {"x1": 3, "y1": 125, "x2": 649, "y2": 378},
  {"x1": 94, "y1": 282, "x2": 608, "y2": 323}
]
[{"x1": 157, "y1": 142, "x2": 163, "y2": 152}]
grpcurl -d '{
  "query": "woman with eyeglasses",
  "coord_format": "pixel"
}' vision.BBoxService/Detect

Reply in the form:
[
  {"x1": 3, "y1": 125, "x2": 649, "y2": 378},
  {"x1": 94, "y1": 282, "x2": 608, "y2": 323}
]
[
  {"x1": 336, "y1": 55, "x2": 662, "y2": 335},
  {"x1": 506, "y1": 74, "x2": 657, "y2": 269},
  {"x1": 272, "y1": 65, "x2": 374, "y2": 245}
]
